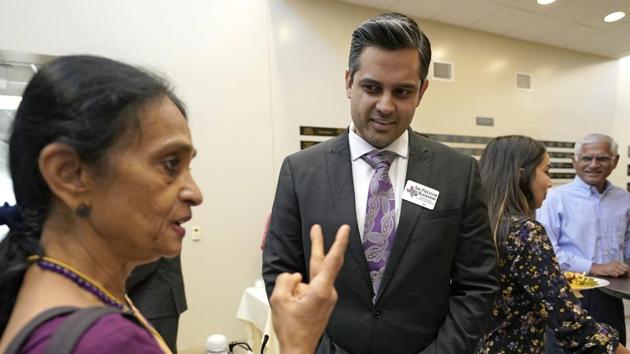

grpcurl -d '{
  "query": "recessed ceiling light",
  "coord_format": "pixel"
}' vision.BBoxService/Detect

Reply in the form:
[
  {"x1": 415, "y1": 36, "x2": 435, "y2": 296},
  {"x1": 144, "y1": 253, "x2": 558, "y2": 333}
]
[
  {"x1": 537, "y1": 0, "x2": 557, "y2": 5},
  {"x1": 604, "y1": 11, "x2": 626, "y2": 23}
]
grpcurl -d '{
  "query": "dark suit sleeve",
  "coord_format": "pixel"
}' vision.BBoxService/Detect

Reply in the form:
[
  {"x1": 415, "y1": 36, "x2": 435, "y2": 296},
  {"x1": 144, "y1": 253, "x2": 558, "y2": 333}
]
[
  {"x1": 420, "y1": 158, "x2": 499, "y2": 353},
  {"x1": 126, "y1": 259, "x2": 163, "y2": 290},
  {"x1": 262, "y1": 157, "x2": 307, "y2": 299},
  {"x1": 126, "y1": 256, "x2": 187, "y2": 317}
]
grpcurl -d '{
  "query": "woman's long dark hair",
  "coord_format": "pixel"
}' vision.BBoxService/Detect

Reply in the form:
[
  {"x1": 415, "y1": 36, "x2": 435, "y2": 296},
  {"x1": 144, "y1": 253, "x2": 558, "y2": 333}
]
[
  {"x1": 0, "y1": 55, "x2": 186, "y2": 334},
  {"x1": 479, "y1": 135, "x2": 546, "y2": 255}
]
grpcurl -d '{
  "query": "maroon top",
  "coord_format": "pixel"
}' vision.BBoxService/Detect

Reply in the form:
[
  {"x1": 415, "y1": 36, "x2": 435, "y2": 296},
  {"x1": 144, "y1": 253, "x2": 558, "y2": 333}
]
[{"x1": 19, "y1": 312, "x2": 163, "y2": 353}]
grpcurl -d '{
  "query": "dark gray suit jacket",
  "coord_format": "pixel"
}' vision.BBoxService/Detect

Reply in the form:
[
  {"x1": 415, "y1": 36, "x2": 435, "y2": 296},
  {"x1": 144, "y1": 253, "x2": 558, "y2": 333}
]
[
  {"x1": 262, "y1": 130, "x2": 499, "y2": 354},
  {"x1": 126, "y1": 256, "x2": 187, "y2": 319}
]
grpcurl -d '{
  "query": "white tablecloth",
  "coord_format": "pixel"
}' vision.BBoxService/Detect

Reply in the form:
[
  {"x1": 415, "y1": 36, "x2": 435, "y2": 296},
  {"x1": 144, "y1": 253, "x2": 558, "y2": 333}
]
[{"x1": 235, "y1": 286, "x2": 279, "y2": 354}]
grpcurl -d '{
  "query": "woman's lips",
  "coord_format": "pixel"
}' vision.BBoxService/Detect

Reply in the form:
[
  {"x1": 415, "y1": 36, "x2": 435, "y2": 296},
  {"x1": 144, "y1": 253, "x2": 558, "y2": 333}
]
[{"x1": 171, "y1": 223, "x2": 186, "y2": 237}]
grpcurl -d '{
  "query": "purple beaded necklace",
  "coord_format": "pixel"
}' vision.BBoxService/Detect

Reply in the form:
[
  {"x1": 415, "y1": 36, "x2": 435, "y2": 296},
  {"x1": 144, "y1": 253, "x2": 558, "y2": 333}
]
[{"x1": 29, "y1": 255, "x2": 125, "y2": 310}]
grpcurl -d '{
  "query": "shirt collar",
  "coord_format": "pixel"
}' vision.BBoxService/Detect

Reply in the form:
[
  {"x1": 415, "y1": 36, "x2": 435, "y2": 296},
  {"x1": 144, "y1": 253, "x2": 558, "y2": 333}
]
[
  {"x1": 348, "y1": 122, "x2": 409, "y2": 161},
  {"x1": 572, "y1": 175, "x2": 613, "y2": 196}
]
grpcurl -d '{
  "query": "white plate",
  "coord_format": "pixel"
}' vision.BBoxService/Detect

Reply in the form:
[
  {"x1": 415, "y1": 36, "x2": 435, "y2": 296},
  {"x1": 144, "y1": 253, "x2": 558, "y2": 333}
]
[{"x1": 569, "y1": 276, "x2": 610, "y2": 290}]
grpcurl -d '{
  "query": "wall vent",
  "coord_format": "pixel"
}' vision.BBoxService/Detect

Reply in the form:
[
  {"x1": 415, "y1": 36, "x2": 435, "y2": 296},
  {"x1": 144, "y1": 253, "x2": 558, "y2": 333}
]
[
  {"x1": 432, "y1": 61, "x2": 453, "y2": 81},
  {"x1": 476, "y1": 116, "x2": 494, "y2": 126},
  {"x1": 516, "y1": 72, "x2": 532, "y2": 90}
]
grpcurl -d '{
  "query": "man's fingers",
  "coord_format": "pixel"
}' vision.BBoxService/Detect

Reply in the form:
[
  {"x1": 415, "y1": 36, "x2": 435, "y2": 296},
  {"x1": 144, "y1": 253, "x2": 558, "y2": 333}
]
[
  {"x1": 293, "y1": 282, "x2": 309, "y2": 297},
  {"x1": 310, "y1": 224, "x2": 350, "y2": 288},
  {"x1": 309, "y1": 224, "x2": 325, "y2": 279},
  {"x1": 310, "y1": 224, "x2": 325, "y2": 259},
  {"x1": 327, "y1": 224, "x2": 350, "y2": 267},
  {"x1": 612, "y1": 264, "x2": 628, "y2": 276},
  {"x1": 271, "y1": 272, "x2": 303, "y2": 299}
]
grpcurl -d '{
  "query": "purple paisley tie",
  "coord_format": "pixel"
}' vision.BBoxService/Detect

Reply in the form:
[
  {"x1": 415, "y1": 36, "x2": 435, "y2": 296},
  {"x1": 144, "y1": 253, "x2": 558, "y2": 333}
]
[{"x1": 361, "y1": 150, "x2": 397, "y2": 294}]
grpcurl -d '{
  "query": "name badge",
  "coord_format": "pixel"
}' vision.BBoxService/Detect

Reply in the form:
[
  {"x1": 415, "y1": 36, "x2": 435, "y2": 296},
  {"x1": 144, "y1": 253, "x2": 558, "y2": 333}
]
[{"x1": 402, "y1": 180, "x2": 439, "y2": 210}]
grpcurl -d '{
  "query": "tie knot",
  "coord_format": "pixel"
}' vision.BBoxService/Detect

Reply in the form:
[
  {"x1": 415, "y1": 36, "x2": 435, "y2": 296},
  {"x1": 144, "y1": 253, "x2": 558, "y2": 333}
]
[{"x1": 362, "y1": 150, "x2": 397, "y2": 171}]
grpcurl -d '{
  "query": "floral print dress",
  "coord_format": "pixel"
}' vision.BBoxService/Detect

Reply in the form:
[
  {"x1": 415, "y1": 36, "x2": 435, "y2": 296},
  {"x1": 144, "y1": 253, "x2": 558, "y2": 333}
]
[{"x1": 478, "y1": 215, "x2": 618, "y2": 353}]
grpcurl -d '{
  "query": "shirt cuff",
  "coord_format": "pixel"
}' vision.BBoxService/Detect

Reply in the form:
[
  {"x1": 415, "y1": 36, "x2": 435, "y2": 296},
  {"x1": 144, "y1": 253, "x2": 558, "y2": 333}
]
[{"x1": 574, "y1": 258, "x2": 593, "y2": 274}]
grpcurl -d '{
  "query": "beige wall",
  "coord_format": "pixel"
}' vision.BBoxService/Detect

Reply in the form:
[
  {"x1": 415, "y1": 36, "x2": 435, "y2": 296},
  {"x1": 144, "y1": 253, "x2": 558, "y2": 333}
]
[{"x1": 1, "y1": 0, "x2": 629, "y2": 350}]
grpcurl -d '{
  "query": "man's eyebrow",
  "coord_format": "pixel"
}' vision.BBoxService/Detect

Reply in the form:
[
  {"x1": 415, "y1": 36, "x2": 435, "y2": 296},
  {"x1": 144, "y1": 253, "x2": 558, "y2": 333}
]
[
  {"x1": 358, "y1": 78, "x2": 417, "y2": 90},
  {"x1": 396, "y1": 83, "x2": 418, "y2": 90},
  {"x1": 358, "y1": 78, "x2": 381, "y2": 85}
]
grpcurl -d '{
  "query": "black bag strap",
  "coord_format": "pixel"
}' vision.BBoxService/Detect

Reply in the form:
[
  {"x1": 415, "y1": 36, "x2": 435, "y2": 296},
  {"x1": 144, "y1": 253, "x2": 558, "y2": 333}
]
[
  {"x1": 43, "y1": 306, "x2": 127, "y2": 354},
  {"x1": 7, "y1": 306, "x2": 142, "y2": 354},
  {"x1": 44, "y1": 306, "x2": 121, "y2": 354},
  {"x1": 44, "y1": 306, "x2": 126, "y2": 354},
  {"x1": 5, "y1": 306, "x2": 78, "y2": 354}
]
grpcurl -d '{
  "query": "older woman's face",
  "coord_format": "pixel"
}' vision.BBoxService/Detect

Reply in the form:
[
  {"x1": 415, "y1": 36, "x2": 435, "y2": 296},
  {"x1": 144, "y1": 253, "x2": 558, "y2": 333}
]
[{"x1": 88, "y1": 97, "x2": 203, "y2": 262}]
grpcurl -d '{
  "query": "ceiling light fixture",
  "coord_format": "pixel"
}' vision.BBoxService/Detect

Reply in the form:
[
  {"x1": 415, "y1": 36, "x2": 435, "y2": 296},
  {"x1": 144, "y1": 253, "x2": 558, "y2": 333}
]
[
  {"x1": 604, "y1": 11, "x2": 626, "y2": 23},
  {"x1": 537, "y1": 0, "x2": 557, "y2": 5}
]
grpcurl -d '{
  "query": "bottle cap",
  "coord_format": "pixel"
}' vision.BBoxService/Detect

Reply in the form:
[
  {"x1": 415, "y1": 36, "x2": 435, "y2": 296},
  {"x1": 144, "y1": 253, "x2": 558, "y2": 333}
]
[{"x1": 206, "y1": 334, "x2": 228, "y2": 353}]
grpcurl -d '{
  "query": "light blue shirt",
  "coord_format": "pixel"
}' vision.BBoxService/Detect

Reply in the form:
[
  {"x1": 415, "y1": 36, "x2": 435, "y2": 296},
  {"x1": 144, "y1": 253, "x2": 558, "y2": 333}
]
[{"x1": 536, "y1": 176, "x2": 630, "y2": 274}]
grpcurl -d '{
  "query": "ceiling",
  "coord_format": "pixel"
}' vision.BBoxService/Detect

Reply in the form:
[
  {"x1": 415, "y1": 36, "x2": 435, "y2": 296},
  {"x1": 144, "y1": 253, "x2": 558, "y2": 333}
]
[{"x1": 338, "y1": 0, "x2": 630, "y2": 59}]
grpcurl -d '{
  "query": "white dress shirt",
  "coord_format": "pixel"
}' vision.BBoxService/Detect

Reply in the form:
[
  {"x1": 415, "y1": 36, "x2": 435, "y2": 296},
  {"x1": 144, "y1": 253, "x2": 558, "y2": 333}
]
[{"x1": 348, "y1": 125, "x2": 409, "y2": 241}]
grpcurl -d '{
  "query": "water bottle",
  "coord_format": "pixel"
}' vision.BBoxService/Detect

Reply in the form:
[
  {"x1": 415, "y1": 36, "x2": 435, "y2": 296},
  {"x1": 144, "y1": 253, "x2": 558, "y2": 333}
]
[{"x1": 205, "y1": 334, "x2": 230, "y2": 354}]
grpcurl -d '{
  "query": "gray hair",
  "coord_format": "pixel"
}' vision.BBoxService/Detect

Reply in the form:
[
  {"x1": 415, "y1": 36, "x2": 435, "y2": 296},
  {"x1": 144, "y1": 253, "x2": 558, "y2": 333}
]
[
  {"x1": 348, "y1": 13, "x2": 431, "y2": 82},
  {"x1": 574, "y1": 133, "x2": 618, "y2": 156}
]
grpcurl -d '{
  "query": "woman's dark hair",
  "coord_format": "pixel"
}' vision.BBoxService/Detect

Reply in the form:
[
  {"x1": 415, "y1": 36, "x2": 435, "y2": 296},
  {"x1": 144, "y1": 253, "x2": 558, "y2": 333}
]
[
  {"x1": 0, "y1": 55, "x2": 186, "y2": 333},
  {"x1": 479, "y1": 135, "x2": 546, "y2": 255}
]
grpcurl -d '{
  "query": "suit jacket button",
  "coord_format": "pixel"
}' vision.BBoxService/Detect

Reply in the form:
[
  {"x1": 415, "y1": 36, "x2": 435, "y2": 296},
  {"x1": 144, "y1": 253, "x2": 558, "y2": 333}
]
[{"x1": 374, "y1": 309, "x2": 382, "y2": 319}]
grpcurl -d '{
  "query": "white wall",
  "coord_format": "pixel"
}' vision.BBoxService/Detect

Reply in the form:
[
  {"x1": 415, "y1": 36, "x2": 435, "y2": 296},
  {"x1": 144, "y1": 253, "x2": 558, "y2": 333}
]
[{"x1": 1, "y1": 0, "x2": 630, "y2": 350}]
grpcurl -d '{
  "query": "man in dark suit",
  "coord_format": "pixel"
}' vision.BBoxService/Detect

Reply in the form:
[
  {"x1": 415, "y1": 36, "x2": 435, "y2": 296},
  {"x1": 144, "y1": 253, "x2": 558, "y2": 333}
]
[
  {"x1": 262, "y1": 13, "x2": 499, "y2": 353},
  {"x1": 127, "y1": 256, "x2": 187, "y2": 353}
]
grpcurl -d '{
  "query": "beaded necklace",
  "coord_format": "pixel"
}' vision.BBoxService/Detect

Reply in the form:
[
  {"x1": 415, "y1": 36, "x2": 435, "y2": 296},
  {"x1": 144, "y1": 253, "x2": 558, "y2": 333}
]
[{"x1": 28, "y1": 255, "x2": 125, "y2": 310}]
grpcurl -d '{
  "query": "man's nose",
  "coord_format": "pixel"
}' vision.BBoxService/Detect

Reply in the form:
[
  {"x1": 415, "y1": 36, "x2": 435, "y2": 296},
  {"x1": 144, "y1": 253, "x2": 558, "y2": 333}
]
[
  {"x1": 376, "y1": 92, "x2": 394, "y2": 115},
  {"x1": 587, "y1": 158, "x2": 601, "y2": 167}
]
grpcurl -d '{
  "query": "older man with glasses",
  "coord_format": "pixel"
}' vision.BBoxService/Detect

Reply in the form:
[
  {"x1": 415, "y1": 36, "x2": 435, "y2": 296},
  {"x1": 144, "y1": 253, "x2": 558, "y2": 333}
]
[{"x1": 538, "y1": 133, "x2": 630, "y2": 351}]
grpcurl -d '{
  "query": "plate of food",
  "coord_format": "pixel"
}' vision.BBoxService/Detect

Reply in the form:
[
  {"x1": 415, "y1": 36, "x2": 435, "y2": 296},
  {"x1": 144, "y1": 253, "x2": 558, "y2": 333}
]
[{"x1": 564, "y1": 271, "x2": 610, "y2": 290}]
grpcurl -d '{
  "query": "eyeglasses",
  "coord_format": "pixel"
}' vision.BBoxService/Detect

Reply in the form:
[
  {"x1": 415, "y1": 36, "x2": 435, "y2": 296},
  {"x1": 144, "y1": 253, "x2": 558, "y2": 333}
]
[{"x1": 575, "y1": 155, "x2": 614, "y2": 163}]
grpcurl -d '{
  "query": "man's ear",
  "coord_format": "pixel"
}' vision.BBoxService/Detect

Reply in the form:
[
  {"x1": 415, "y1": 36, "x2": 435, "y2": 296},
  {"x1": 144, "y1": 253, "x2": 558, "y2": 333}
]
[
  {"x1": 612, "y1": 154, "x2": 620, "y2": 169},
  {"x1": 38, "y1": 142, "x2": 92, "y2": 211},
  {"x1": 416, "y1": 79, "x2": 429, "y2": 107},
  {"x1": 345, "y1": 70, "x2": 353, "y2": 99}
]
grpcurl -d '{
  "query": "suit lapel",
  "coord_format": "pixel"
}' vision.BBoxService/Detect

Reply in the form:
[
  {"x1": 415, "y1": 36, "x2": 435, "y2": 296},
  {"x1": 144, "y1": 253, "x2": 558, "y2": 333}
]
[
  {"x1": 375, "y1": 131, "x2": 433, "y2": 302},
  {"x1": 326, "y1": 132, "x2": 374, "y2": 295}
]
